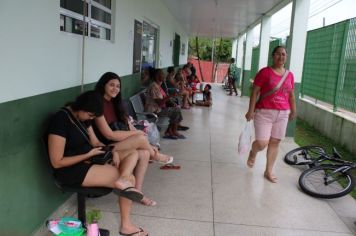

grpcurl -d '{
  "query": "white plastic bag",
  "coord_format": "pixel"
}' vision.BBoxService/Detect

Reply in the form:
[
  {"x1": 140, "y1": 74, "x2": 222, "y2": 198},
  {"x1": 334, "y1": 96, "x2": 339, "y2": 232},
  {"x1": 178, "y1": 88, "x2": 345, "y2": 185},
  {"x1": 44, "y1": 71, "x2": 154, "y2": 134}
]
[
  {"x1": 146, "y1": 122, "x2": 160, "y2": 147},
  {"x1": 238, "y1": 121, "x2": 254, "y2": 156}
]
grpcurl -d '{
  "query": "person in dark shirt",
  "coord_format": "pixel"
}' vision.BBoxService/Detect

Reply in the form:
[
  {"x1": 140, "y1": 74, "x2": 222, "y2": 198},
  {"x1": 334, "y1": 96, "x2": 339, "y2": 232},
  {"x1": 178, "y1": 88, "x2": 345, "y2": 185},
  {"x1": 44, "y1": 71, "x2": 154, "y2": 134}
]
[
  {"x1": 47, "y1": 91, "x2": 148, "y2": 236},
  {"x1": 195, "y1": 84, "x2": 212, "y2": 107}
]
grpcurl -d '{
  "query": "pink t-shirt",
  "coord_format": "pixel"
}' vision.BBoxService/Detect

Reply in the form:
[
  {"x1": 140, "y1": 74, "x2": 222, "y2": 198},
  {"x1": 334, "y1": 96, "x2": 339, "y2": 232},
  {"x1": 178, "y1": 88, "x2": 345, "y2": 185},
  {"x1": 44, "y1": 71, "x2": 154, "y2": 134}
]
[{"x1": 254, "y1": 67, "x2": 294, "y2": 110}]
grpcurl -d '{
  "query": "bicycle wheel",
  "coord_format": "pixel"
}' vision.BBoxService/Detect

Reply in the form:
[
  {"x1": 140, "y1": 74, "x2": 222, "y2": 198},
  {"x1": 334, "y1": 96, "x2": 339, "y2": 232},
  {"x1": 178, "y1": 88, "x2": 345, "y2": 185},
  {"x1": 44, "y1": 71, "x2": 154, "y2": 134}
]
[
  {"x1": 299, "y1": 164, "x2": 354, "y2": 199},
  {"x1": 284, "y1": 145, "x2": 325, "y2": 166}
]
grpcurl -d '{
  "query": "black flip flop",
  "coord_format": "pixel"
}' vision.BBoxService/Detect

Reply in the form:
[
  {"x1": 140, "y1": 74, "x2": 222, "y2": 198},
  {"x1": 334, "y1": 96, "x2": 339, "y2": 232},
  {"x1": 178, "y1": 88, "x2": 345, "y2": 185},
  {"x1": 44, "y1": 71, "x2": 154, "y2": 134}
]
[
  {"x1": 119, "y1": 187, "x2": 143, "y2": 203},
  {"x1": 177, "y1": 125, "x2": 189, "y2": 131},
  {"x1": 119, "y1": 227, "x2": 147, "y2": 236}
]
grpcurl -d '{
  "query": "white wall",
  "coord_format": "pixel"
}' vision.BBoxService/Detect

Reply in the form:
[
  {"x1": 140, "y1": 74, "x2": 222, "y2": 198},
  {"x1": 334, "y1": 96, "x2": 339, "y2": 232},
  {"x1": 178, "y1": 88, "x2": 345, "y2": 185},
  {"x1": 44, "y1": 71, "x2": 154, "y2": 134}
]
[{"x1": 0, "y1": 0, "x2": 188, "y2": 103}]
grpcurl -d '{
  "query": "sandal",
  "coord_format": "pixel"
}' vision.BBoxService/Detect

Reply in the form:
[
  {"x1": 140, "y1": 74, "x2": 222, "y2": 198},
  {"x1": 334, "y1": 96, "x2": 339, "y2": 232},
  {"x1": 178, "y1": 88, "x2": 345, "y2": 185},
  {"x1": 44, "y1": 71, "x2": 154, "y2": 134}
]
[
  {"x1": 163, "y1": 134, "x2": 178, "y2": 140},
  {"x1": 154, "y1": 156, "x2": 174, "y2": 165},
  {"x1": 119, "y1": 227, "x2": 148, "y2": 236},
  {"x1": 152, "y1": 148, "x2": 174, "y2": 165},
  {"x1": 177, "y1": 125, "x2": 189, "y2": 131},
  {"x1": 176, "y1": 134, "x2": 186, "y2": 139},
  {"x1": 118, "y1": 187, "x2": 144, "y2": 203},
  {"x1": 160, "y1": 164, "x2": 181, "y2": 170}
]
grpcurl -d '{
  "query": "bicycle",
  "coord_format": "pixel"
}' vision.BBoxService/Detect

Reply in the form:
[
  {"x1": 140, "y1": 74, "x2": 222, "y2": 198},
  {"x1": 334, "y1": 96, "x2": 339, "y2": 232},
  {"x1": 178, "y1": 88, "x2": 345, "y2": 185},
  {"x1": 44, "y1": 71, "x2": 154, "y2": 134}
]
[
  {"x1": 285, "y1": 146, "x2": 355, "y2": 198},
  {"x1": 284, "y1": 145, "x2": 330, "y2": 167},
  {"x1": 299, "y1": 156, "x2": 355, "y2": 199}
]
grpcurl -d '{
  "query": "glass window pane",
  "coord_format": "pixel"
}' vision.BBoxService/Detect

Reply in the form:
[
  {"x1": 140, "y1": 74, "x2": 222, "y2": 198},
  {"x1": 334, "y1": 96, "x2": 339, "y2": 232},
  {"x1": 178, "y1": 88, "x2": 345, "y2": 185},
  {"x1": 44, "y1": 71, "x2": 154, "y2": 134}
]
[
  {"x1": 91, "y1": 6, "x2": 111, "y2": 24},
  {"x1": 60, "y1": 0, "x2": 88, "y2": 16},
  {"x1": 93, "y1": 0, "x2": 111, "y2": 9},
  {"x1": 60, "y1": 15, "x2": 88, "y2": 36},
  {"x1": 142, "y1": 22, "x2": 158, "y2": 69},
  {"x1": 90, "y1": 24, "x2": 110, "y2": 40}
]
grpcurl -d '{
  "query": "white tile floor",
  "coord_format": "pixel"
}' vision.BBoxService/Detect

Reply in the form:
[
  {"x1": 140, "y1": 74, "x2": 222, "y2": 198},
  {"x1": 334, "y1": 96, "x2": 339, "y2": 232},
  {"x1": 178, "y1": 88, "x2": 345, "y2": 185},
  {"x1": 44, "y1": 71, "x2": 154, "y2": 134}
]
[{"x1": 35, "y1": 84, "x2": 356, "y2": 236}]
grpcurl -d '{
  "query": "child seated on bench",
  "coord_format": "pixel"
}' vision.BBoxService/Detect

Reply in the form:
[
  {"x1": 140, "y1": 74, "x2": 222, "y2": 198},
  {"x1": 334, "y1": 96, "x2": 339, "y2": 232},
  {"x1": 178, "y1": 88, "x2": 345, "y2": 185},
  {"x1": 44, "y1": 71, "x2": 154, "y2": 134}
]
[{"x1": 195, "y1": 84, "x2": 212, "y2": 107}]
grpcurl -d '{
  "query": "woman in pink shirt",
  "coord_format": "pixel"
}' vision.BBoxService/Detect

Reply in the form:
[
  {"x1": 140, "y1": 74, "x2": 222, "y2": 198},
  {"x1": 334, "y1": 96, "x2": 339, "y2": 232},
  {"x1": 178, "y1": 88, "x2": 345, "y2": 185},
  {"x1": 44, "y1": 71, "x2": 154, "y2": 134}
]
[{"x1": 245, "y1": 46, "x2": 297, "y2": 183}]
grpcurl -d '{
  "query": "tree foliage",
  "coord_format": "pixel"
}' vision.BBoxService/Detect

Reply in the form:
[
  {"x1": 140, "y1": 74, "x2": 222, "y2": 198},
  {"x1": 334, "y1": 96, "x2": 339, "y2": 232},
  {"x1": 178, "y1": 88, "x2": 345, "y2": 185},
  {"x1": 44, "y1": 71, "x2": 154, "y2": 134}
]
[{"x1": 188, "y1": 37, "x2": 233, "y2": 62}]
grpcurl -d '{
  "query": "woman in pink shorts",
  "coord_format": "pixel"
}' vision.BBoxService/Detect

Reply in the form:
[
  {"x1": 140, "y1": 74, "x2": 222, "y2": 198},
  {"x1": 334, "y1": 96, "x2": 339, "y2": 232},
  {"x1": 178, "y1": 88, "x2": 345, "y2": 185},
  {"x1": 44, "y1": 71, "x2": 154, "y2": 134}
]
[{"x1": 245, "y1": 46, "x2": 297, "y2": 183}]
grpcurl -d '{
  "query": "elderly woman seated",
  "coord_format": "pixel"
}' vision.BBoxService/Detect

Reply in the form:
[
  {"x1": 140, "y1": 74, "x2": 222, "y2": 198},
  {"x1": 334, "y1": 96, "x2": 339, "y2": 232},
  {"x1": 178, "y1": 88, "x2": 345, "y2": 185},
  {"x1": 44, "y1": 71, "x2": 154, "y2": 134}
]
[{"x1": 145, "y1": 68, "x2": 189, "y2": 139}]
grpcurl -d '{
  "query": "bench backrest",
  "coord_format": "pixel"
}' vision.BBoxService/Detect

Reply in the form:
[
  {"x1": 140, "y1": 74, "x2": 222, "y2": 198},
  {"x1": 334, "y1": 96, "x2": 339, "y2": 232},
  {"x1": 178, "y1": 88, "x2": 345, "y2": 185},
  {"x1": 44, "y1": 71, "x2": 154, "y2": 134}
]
[{"x1": 129, "y1": 93, "x2": 145, "y2": 114}]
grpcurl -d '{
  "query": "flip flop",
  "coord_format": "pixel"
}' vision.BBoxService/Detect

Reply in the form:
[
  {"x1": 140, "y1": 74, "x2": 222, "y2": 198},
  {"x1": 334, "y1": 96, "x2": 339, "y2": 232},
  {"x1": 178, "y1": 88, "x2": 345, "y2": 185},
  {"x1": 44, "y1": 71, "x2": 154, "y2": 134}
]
[
  {"x1": 154, "y1": 156, "x2": 174, "y2": 165},
  {"x1": 177, "y1": 125, "x2": 189, "y2": 131},
  {"x1": 176, "y1": 134, "x2": 186, "y2": 139},
  {"x1": 163, "y1": 134, "x2": 178, "y2": 140},
  {"x1": 160, "y1": 164, "x2": 181, "y2": 170},
  {"x1": 119, "y1": 227, "x2": 147, "y2": 236},
  {"x1": 118, "y1": 187, "x2": 144, "y2": 203}
]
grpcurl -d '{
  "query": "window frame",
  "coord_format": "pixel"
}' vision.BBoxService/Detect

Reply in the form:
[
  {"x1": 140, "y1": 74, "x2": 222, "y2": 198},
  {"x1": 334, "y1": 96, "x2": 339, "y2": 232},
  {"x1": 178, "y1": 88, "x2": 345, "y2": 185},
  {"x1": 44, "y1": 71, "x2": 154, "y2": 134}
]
[{"x1": 60, "y1": 0, "x2": 112, "y2": 41}]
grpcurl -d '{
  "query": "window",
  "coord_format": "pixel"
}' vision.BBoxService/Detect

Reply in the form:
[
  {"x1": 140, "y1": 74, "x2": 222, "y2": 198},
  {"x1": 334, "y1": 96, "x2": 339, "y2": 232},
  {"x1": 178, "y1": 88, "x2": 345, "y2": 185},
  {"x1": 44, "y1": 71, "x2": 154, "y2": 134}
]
[
  {"x1": 60, "y1": 0, "x2": 112, "y2": 40},
  {"x1": 141, "y1": 21, "x2": 158, "y2": 69}
]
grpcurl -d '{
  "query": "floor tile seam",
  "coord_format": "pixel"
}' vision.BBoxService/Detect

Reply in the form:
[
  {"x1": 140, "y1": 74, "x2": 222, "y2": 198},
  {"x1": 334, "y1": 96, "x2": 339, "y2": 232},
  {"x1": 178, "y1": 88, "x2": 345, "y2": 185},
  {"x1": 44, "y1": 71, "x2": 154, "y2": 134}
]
[
  {"x1": 97, "y1": 209, "x2": 214, "y2": 223},
  {"x1": 209, "y1": 116, "x2": 216, "y2": 236},
  {"x1": 213, "y1": 221, "x2": 353, "y2": 234},
  {"x1": 127, "y1": 212, "x2": 215, "y2": 224}
]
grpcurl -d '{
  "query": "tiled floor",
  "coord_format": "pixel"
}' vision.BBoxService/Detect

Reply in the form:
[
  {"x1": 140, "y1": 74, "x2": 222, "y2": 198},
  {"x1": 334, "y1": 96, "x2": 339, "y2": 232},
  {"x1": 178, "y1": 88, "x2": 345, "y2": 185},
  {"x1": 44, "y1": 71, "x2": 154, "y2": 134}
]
[{"x1": 35, "y1": 84, "x2": 356, "y2": 236}]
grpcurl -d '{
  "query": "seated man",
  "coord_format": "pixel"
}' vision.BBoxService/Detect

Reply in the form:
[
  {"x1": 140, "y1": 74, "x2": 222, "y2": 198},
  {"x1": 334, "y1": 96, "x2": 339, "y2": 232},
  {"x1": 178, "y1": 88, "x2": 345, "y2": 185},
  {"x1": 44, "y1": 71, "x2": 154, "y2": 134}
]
[{"x1": 195, "y1": 84, "x2": 212, "y2": 107}]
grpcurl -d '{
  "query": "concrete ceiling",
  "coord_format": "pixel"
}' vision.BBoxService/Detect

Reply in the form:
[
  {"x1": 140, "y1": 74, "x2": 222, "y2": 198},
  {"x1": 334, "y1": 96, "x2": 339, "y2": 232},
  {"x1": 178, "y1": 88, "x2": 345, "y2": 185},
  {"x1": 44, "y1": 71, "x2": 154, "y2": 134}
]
[{"x1": 160, "y1": 0, "x2": 291, "y2": 38}]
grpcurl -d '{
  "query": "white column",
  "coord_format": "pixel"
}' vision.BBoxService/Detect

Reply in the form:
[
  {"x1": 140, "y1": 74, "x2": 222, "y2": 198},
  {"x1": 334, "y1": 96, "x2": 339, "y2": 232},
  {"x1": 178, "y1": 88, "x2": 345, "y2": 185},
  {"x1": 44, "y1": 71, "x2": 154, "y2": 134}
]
[
  {"x1": 244, "y1": 29, "x2": 254, "y2": 71},
  {"x1": 258, "y1": 15, "x2": 271, "y2": 70},
  {"x1": 287, "y1": 0, "x2": 311, "y2": 83},
  {"x1": 231, "y1": 39, "x2": 237, "y2": 59},
  {"x1": 237, "y1": 35, "x2": 244, "y2": 69}
]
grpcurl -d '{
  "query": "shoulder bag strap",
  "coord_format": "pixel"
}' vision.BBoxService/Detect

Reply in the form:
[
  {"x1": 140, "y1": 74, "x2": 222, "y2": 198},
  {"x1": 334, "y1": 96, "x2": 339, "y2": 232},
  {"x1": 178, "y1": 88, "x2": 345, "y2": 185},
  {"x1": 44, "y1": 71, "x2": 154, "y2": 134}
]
[
  {"x1": 60, "y1": 108, "x2": 92, "y2": 146},
  {"x1": 258, "y1": 69, "x2": 289, "y2": 103}
]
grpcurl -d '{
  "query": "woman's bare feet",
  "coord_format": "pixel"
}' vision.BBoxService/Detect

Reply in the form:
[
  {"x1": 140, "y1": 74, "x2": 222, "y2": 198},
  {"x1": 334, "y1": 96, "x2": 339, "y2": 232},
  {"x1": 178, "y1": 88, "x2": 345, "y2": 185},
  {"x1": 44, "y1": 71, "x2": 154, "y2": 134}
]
[
  {"x1": 140, "y1": 196, "x2": 157, "y2": 206},
  {"x1": 247, "y1": 151, "x2": 256, "y2": 168},
  {"x1": 264, "y1": 171, "x2": 277, "y2": 183},
  {"x1": 152, "y1": 151, "x2": 174, "y2": 164},
  {"x1": 114, "y1": 176, "x2": 143, "y2": 202}
]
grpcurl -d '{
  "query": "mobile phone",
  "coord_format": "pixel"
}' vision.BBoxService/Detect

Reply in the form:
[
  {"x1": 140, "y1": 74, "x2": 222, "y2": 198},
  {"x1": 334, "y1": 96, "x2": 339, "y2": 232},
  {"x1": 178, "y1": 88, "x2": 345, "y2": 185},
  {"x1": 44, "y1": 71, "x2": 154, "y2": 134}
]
[{"x1": 101, "y1": 146, "x2": 114, "y2": 152}]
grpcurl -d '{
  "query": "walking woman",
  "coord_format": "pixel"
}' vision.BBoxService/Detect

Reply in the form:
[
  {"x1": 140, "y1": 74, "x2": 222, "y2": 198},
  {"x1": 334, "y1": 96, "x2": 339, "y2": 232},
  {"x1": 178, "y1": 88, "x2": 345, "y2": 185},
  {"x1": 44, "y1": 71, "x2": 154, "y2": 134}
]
[{"x1": 245, "y1": 46, "x2": 296, "y2": 183}]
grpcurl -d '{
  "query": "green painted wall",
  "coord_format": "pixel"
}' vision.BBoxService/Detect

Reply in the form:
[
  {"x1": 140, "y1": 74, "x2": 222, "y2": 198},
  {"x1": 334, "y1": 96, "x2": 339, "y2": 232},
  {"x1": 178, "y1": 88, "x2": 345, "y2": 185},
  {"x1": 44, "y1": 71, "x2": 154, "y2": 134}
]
[
  {"x1": 0, "y1": 74, "x2": 141, "y2": 235},
  {"x1": 241, "y1": 70, "x2": 252, "y2": 97},
  {"x1": 286, "y1": 82, "x2": 300, "y2": 137}
]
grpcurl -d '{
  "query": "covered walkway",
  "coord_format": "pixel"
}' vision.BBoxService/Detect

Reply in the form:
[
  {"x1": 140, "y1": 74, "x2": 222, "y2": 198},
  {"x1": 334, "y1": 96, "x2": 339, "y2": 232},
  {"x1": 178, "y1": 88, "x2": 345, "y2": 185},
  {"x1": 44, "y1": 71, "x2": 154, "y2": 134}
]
[{"x1": 36, "y1": 85, "x2": 356, "y2": 235}]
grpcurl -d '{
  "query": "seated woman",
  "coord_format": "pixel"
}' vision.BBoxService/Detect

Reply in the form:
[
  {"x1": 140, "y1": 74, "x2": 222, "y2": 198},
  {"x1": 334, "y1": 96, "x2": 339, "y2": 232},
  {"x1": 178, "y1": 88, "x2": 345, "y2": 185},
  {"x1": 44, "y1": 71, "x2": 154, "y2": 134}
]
[
  {"x1": 195, "y1": 84, "x2": 212, "y2": 107},
  {"x1": 94, "y1": 72, "x2": 174, "y2": 206},
  {"x1": 47, "y1": 91, "x2": 148, "y2": 236},
  {"x1": 175, "y1": 69, "x2": 191, "y2": 109},
  {"x1": 146, "y1": 68, "x2": 187, "y2": 139}
]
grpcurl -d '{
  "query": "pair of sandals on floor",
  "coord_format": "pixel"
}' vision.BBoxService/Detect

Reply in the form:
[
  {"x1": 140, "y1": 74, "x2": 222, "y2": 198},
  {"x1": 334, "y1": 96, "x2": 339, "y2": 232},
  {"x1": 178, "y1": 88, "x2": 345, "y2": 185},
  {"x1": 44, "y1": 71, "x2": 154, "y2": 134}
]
[
  {"x1": 163, "y1": 125, "x2": 189, "y2": 140},
  {"x1": 247, "y1": 151, "x2": 277, "y2": 183}
]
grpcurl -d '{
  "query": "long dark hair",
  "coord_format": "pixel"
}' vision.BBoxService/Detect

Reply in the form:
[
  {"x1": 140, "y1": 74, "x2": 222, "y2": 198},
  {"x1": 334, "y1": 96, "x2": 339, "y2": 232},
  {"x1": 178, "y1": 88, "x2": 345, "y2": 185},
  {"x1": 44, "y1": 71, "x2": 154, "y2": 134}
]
[
  {"x1": 95, "y1": 72, "x2": 128, "y2": 125},
  {"x1": 69, "y1": 90, "x2": 103, "y2": 117}
]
